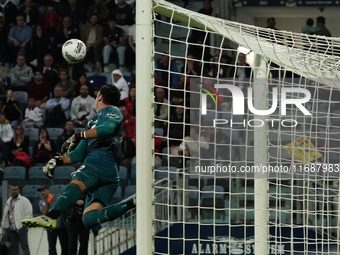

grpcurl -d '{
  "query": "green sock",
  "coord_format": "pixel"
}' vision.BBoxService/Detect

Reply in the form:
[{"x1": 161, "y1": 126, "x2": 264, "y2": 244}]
[
  {"x1": 47, "y1": 183, "x2": 81, "y2": 219},
  {"x1": 82, "y1": 201, "x2": 133, "y2": 228}
]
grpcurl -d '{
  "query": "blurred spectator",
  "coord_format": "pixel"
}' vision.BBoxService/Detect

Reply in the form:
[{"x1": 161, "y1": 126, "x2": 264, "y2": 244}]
[
  {"x1": 0, "y1": 58, "x2": 6, "y2": 81},
  {"x1": 2, "y1": 90, "x2": 22, "y2": 128},
  {"x1": 10, "y1": 54, "x2": 33, "y2": 91},
  {"x1": 56, "y1": 120, "x2": 74, "y2": 153},
  {"x1": 80, "y1": 14, "x2": 103, "y2": 74},
  {"x1": 30, "y1": 25, "x2": 50, "y2": 68},
  {"x1": 0, "y1": 137, "x2": 17, "y2": 167},
  {"x1": 313, "y1": 16, "x2": 331, "y2": 37},
  {"x1": 45, "y1": 85, "x2": 70, "y2": 128},
  {"x1": 87, "y1": 0, "x2": 110, "y2": 25},
  {"x1": 188, "y1": 0, "x2": 212, "y2": 62},
  {"x1": 102, "y1": 17, "x2": 125, "y2": 73},
  {"x1": 119, "y1": 105, "x2": 135, "y2": 145},
  {"x1": 180, "y1": 53, "x2": 200, "y2": 76},
  {"x1": 19, "y1": 0, "x2": 40, "y2": 28},
  {"x1": 107, "y1": 0, "x2": 136, "y2": 6},
  {"x1": 64, "y1": 0, "x2": 86, "y2": 29},
  {"x1": 1, "y1": 185, "x2": 32, "y2": 255},
  {"x1": 73, "y1": 73, "x2": 95, "y2": 98},
  {"x1": 199, "y1": 0, "x2": 213, "y2": 15},
  {"x1": 65, "y1": 191, "x2": 89, "y2": 255},
  {"x1": 37, "y1": 185, "x2": 69, "y2": 255},
  {"x1": 302, "y1": 18, "x2": 314, "y2": 35},
  {"x1": 154, "y1": 135, "x2": 162, "y2": 168},
  {"x1": 119, "y1": 86, "x2": 135, "y2": 117},
  {"x1": 154, "y1": 71, "x2": 162, "y2": 86},
  {"x1": 154, "y1": 87, "x2": 168, "y2": 128},
  {"x1": 33, "y1": 127, "x2": 56, "y2": 165},
  {"x1": 21, "y1": 96, "x2": 44, "y2": 128},
  {"x1": 113, "y1": 0, "x2": 133, "y2": 38},
  {"x1": 52, "y1": 16, "x2": 78, "y2": 63},
  {"x1": 168, "y1": 105, "x2": 189, "y2": 147},
  {"x1": 125, "y1": 15, "x2": 135, "y2": 70},
  {"x1": 42, "y1": 4, "x2": 60, "y2": 38},
  {"x1": 40, "y1": 54, "x2": 60, "y2": 90},
  {"x1": 0, "y1": 13, "x2": 9, "y2": 60},
  {"x1": 155, "y1": 52, "x2": 179, "y2": 87},
  {"x1": 208, "y1": 53, "x2": 227, "y2": 78},
  {"x1": 0, "y1": 80, "x2": 5, "y2": 109},
  {"x1": 120, "y1": 128, "x2": 135, "y2": 170},
  {"x1": 112, "y1": 69, "x2": 128, "y2": 99},
  {"x1": 310, "y1": 127, "x2": 326, "y2": 149},
  {"x1": 29, "y1": 70, "x2": 49, "y2": 109},
  {"x1": 70, "y1": 84, "x2": 96, "y2": 127},
  {"x1": 0, "y1": 112, "x2": 13, "y2": 142},
  {"x1": 60, "y1": 62, "x2": 84, "y2": 84},
  {"x1": 211, "y1": 129, "x2": 230, "y2": 161},
  {"x1": 228, "y1": 53, "x2": 251, "y2": 82},
  {"x1": 7, "y1": 124, "x2": 29, "y2": 155},
  {"x1": 29, "y1": 24, "x2": 50, "y2": 67},
  {"x1": 0, "y1": 0, "x2": 18, "y2": 27},
  {"x1": 7, "y1": 15, "x2": 32, "y2": 58},
  {"x1": 266, "y1": 17, "x2": 277, "y2": 29},
  {"x1": 55, "y1": 69, "x2": 74, "y2": 99},
  {"x1": 179, "y1": 127, "x2": 209, "y2": 158}
]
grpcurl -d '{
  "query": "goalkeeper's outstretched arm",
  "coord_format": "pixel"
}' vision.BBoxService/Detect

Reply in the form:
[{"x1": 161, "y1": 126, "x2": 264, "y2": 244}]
[{"x1": 77, "y1": 123, "x2": 118, "y2": 140}]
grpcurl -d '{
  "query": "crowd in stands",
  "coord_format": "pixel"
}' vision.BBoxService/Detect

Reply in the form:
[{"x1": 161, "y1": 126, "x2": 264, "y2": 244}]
[
  {"x1": 0, "y1": 0, "x2": 138, "y2": 175},
  {"x1": 0, "y1": 0, "x2": 311, "y2": 172},
  {"x1": 0, "y1": 0, "x2": 334, "y2": 172}
]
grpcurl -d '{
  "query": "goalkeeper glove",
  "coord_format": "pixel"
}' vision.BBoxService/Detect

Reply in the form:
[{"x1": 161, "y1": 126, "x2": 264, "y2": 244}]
[
  {"x1": 61, "y1": 136, "x2": 76, "y2": 156},
  {"x1": 44, "y1": 156, "x2": 63, "y2": 179}
]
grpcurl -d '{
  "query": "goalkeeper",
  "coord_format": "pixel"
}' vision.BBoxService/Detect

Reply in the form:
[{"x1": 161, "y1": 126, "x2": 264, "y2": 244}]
[{"x1": 22, "y1": 85, "x2": 136, "y2": 230}]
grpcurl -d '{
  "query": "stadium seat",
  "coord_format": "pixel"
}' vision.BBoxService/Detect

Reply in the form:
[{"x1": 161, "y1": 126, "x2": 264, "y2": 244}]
[
  {"x1": 123, "y1": 185, "x2": 136, "y2": 199},
  {"x1": 4, "y1": 166, "x2": 26, "y2": 188},
  {"x1": 46, "y1": 128, "x2": 64, "y2": 141},
  {"x1": 155, "y1": 166, "x2": 178, "y2": 180},
  {"x1": 28, "y1": 147, "x2": 33, "y2": 161},
  {"x1": 130, "y1": 167, "x2": 136, "y2": 185},
  {"x1": 119, "y1": 166, "x2": 128, "y2": 188},
  {"x1": 206, "y1": 177, "x2": 229, "y2": 192},
  {"x1": 123, "y1": 75, "x2": 130, "y2": 83},
  {"x1": 22, "y1": 185, "x2": 41, "y2": 215},
  {"x1": 154, "y1": 128, "x2": 164, "y2": 137},
  {"x1": 200, "y1": 185, "x2": 225, "y2": 208},
  {"x1": 74, "y1": 127, "x2": 84, "y2": 134},
  {"x1": 13, "y1": 91, "x2": 28, "y2": 107},
  {"x1": 28, "y1": 166, "x2": 50, "y2": 185},
  {"x1": 185, "y1": 186, "x2": 199, "y2": 207},
  {"x1": 53, "y1": 166, "x2": 75, "y2": 185},
  {"x1": 185, "y1": 168, "x2": 204, "y2": 189},
  {"x1": 88, "y1": 75, "x2": 107, "y2": 88},
  {"x1": 49, "y1": 185, "x2": 66, "y2": 195},
  {"x1": 24, "y1": 128, "x2": 39, "y2": 147},
  {"x1": 110, "y1": 186, "x2": 123, "y2": 204}
]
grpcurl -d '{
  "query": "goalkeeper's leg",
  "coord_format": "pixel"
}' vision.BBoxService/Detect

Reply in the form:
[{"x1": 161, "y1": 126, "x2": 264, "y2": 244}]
[
  {"x1": 82, "y1": 198, "x2": 136, "y2": 228},
  {"x1": 21, "y1": 180, "x2": 85, "y2": 230}
]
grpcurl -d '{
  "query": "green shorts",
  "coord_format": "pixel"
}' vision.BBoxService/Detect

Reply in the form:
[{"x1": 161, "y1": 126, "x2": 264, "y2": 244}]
[{"x1": 71, "y1": 149, "x2": 119, "y2": 207}]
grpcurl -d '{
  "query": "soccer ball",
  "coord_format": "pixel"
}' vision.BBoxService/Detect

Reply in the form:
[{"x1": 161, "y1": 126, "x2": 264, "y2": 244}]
[{"x1": 62, "y1": 39, "x2": 86, "y2": 64}]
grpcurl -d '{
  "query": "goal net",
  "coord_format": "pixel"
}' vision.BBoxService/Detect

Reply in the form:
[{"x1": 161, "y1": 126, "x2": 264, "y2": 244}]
[{"x1": 150, "y1": 0, "x2": 340, "y2": 254}]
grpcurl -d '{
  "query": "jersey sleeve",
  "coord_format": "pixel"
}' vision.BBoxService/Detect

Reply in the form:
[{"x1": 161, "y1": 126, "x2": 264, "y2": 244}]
[
  {"x1": 96, "y1": 107, "x2": 123, "y2": 137},
  {"x1": 68, "y1": 139, "x2": 87, "y2": 163}
]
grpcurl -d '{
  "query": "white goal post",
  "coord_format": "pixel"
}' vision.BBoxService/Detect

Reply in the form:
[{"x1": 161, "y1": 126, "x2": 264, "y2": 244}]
[{"x1": 135, "y1": 0, "x2": 340, "y2": 254}]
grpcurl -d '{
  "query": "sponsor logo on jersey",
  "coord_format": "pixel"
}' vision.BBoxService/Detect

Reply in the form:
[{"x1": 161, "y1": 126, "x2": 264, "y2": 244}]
[{"x1": 107, "y1": 112, "x2": 119, "y2": 119}]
